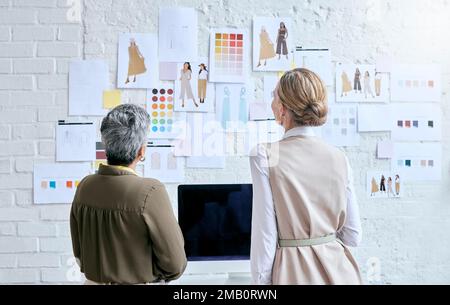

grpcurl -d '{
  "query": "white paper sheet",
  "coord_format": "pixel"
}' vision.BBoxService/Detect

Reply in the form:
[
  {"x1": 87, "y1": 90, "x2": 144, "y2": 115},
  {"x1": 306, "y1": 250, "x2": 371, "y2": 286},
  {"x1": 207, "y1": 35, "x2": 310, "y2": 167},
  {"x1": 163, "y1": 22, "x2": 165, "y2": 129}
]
[
  {"x1": 56, "y1": 122, "x2": 96, "y2": 162},
  {"x1": 158, "y1": 7, "x2": 198, "y2": 62},
  {"x1": 34, "y1": 163, "x2": 92, "y2": 204},
  {"x1": 366, "y1": 171, "x2": 402, "y2": 199},
  {"x1": 215, "y1": 83, "x2": 252, "y2": 132},
  {"x1": 336, "y1": 64, "x2": 389, "y2": 103},
  {"x1": 117, "y1": 33, "x2": 158, "y2": 89},
  {"x1": 358, "y1": 105, "x2": 392, "y2": 132},
  {"x1": 390, "y1": 64, "x2": 441, "y2": 102},
  {"x1": 390, "y1": 103, "x2": 441, "y2": 141},
  {"x1": 186, "y1": 156, "x2": 225, "y2": 169},
  {"x1": 376, "y1": 56, "x2": 393, "y2": 73},
  {"x1": 391, "y1": 142, "x2": 442, "y2": 181},
  {"x1": 69, "y1": 60, "x2": 109, "y2": 116},
  {"x1": 252, "y1": 17, "x2": 293, "y2": 72},
  {"x1": 294, "y1": 49, "x2": 333, "y2": 86},
  {"x1": 174, "y1": 57, "x2": 215, "y2": 113},
  {"x1": 159, "y1": 62, "x2": 178, "y2": 80},
  {"x1": 209, "y1": 28, "x2": 248, "y2": 83},
  {"x1": 319, "y1": 105, "x2": 360, "y2": 147},
  {"x1": 377, "y1": 141, "x2": 394, "y2": 159},
  {"x1": 146, "y1": 83, "x2": 187, "y2": 139},
  {"x1": 144, "y1": 145, "x2": 185, "y2": 183}
]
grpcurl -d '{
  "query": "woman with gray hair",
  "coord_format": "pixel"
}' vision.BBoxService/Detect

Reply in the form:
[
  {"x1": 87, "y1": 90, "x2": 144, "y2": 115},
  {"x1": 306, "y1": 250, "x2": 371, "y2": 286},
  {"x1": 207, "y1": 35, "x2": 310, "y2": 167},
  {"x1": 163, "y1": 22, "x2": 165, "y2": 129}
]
[{"x1": 70, "y1": 104, "x2": 187, "y2": 285}]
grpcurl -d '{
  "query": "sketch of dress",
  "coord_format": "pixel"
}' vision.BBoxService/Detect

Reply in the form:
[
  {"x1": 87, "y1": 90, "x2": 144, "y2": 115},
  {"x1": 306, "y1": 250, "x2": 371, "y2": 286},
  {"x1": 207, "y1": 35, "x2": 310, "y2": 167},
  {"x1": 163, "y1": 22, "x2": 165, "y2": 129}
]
[
  {"x1": 364, "y1": 72, "x2": 375, "y2": 99},
  {"x1": 179, "y1": 69, "x2": 194, "y2": 100},
  {"x1": 354, "y1": 69, "x2": 361, "y2": 92},
  {"x1": 127, "y1": 41, "x2": 146, "y2": 79},
  {"x1": 259, "y1": 29, "x2": 276, "y2": 61},
  {"x1": 221, "y1": 86, "x2": 230, "y2": 129},
  {"x1": 395, "y1": 176, "x2": 400, "y2": 195},
  {"x1": 239, "y1": 87, "x2": 248, "y2": 124},
  {"x1": 371, "y1": 177, "x2": 379, "y2": 196},
  {"x1": 375, "y1": 73, "x2": 382, "y2": 96},
  {"x1": 341, "y1": 71, "x2": 352, "y2": 97},
  {"x1": 276, "y1": 27, "x2": 288, "y2": 56}
]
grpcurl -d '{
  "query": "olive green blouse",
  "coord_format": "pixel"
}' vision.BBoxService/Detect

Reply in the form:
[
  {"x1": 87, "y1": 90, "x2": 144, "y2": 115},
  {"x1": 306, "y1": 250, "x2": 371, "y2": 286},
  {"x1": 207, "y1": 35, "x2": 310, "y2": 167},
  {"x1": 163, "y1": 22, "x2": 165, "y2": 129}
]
[{"x1": 70, "y1": 164, "x2": 187, "y2": 284}]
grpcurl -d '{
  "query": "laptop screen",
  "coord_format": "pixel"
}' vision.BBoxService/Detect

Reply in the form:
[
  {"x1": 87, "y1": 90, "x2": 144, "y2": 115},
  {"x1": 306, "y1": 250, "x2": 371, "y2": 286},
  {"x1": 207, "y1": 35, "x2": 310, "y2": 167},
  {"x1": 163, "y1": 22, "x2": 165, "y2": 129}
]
[{"x1": 178, "y1": 184, "x2": 253, "y2": 261}]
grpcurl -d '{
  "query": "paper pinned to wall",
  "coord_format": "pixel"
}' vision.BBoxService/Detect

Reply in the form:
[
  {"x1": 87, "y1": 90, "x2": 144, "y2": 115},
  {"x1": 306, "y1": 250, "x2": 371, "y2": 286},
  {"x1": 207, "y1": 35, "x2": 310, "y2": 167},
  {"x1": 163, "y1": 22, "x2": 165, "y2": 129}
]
[
  {"x1": 146, "y1": 83, "x2": 187, "y2": 139},
  {"x1": 56, "y1": 121, "x2": 96, "y2": 162},
  {"x1": 391, "y1": 142, "x2": 442, "y2": 181},
  {"x1": 209, "y1": 28, "x2": 248, "y2": 83},
  {"x1": 336, "y1": 64, "x2": 389, "y2": 103},
  {"x1": 159, "y1": 62, "x2": 178, "y2": 81},
  {"x1": 240, "y1": 120, "x2": 284, "y2": 156},
  {"x1": 34, "y1": 163, "x2": 92, "y2": 204},
  {"x1": 294, "y1": 49, "x2": 333, "y2": 86},
  {"x1": 357, "y1": 104, "x2": 392, "y2": 132},
  {"x1": 367, "y1": 171, "x2": 402, "y2": 199},
  {"x1": 215, "y1": 83, "x2": 252, "y2": 132},
  {"x1": 69, "y1": 60, "x2": 109, "y2": 116},
  {"x1": 319, "y1": 104, "x2": 360, "y2": 147},
  {"x1": 377, "y1": 141, "x2": 394, "y2": 159},
  {"x1": 159, "y1": 7, "x2": 198, "y2": 63},
  {"x1": 144, "y1": 144, "x2": 185, "y2": 183},
  {"x1": 174, "y1": 57, "x2": 215, "y2": 113},
  {"x1": 390, "y1": 103, "x2": 442, "y2": 141},
  {"x1": 252, "y1": 17, "x2": 294, "y2": 72},
  {"x1": 103, "y1": 90, "x2": 121, "y2": 109},
  {"x1": 390, "y1": 64, "x2": 441, "y2": 102},
  {"x1": 117, "y1": 33, "x2": 159, "y2": 89}
]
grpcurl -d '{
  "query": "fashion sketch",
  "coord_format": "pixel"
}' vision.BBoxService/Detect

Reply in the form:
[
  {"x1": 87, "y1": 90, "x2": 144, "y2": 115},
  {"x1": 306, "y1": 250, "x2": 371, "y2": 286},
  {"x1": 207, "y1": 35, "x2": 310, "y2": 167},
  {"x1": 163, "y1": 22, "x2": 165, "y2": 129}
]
[
  {"x1": 341, "y1": 71, "x2": 352, "y2": 97},
  {"x1": 126, "y1": 38, "x2": 147, "y2": 84},
  {"x1": 198, "y1": 63, "x2": 208, "y2": 104},
  {"x1": 371, "y1": 177, "x2": 379, "y2": 196},
  {"x1": 387, "y1": 177, "x2": 395, "y2": 197},
  {"x1": 257, "y1": 26, "x2": 276, "y2": 67},
  {"x1": 239, "y1": 87, "x2": 247, "y2": 124},
  {"x1": 354, "y1": 68, "x2": 362, "y2": 93},
  {"x1": 222, "y1": 86, "x2": 231, "y2": 129},
  {"x1": 395, "y1": 175, "x2": 401, "y2": 196},
  {"x1": 364, "y1": 71, "x2": 375, "y2": 99},
  {"x1": 379, "y1": 175, "x2": 386, "y2": 193},
  {"x1": 179, "y1": 62, "x2": 198, "y2": 108},
  {"x1": 375, "y1": 72, "x2": 382, "y2": 96},
  {"x1": 276, "y1": 22, "x2": 289, "y2": 59}
]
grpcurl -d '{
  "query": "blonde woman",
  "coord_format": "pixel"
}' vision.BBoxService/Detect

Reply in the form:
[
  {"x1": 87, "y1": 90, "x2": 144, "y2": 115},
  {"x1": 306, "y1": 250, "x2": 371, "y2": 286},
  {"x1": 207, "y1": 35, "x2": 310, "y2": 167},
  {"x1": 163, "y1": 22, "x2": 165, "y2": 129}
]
[{"x1": 250, "y1": 68, "x2": 362, "y2": 285}]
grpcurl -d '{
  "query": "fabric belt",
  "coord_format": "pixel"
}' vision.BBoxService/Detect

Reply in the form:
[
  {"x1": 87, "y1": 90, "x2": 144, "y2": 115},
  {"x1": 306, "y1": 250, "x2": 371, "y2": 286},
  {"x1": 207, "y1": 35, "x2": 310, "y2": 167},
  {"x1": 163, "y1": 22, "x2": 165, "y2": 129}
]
[{"x1": 278, "y1": 233, "x2": 338, "y2": 247}]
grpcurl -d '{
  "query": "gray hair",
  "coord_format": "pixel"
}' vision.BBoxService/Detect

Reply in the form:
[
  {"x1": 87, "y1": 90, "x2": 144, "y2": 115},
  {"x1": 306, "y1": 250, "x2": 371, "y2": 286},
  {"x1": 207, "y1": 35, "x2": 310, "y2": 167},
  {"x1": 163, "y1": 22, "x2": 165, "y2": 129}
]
[{"x1": 100, "y1": 104, "x2": 150, "y2": 166}]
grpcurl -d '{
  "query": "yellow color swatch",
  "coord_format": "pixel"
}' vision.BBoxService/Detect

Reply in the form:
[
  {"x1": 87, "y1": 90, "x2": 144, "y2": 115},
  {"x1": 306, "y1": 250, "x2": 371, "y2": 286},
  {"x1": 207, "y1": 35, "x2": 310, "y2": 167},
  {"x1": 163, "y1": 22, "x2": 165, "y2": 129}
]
[{"x1": 103, "y1": 90, "x2": 122, "y2": 109}]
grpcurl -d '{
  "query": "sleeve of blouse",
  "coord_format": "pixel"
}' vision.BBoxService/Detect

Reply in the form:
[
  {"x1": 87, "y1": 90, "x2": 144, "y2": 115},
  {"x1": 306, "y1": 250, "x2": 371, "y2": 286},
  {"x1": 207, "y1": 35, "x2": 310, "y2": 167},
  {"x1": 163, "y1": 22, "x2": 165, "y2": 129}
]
[
  {"x1": 337, "y1": 155, "x2": 363, "y2": 247},
  {"x1": 249, "y1": 144, "x2": 278, "y2": 285},
  {"x1": 142, "y1": 182, "x2": 187, "y2": 281}
]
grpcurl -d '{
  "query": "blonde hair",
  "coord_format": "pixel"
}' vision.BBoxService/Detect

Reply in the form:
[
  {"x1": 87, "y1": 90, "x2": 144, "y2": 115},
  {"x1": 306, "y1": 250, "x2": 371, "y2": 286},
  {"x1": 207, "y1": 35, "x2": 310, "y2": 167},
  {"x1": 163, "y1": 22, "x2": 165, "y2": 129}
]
[{"x1": 276, "y1": 68, "x2": 328, "y2": 127}]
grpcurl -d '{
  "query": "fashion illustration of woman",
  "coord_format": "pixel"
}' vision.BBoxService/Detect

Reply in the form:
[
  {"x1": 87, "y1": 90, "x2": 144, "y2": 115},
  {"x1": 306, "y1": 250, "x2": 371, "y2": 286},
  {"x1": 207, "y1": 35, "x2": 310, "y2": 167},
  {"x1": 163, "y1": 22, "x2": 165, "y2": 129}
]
[
  {"x1": 179, "y1": 62, "x2": 197, "y2": 108},
  {"x1": 354, "y1": 68, "x2": 362, "y2": 93},
  {"x1": 371, "y1": 177, "x2": 379, "y2": 196},
  {"x1": 395, "y1": 175, "x2": 401, "y2": 196},
  {"x1": 379, "y1": 175, "x2": 386, "y2": 193},
  {"x1": 198, "y1": 63, "x2": 208, "y2": 104},
  {"x1": 126, "y1": 38, "x2": 147, "y2": 84},
  {"x1": 341, "y1": 71, "x2": 352, "y2": 97},
  {"x1": 276, "y1": 22, "x2": 289, "y2": 60},
  {"x1": 364, "y1": 71, "x2": 375, "y2": 99},
  {"x1": 257, "y1": 26, "x2": 276, "y2": 67}
]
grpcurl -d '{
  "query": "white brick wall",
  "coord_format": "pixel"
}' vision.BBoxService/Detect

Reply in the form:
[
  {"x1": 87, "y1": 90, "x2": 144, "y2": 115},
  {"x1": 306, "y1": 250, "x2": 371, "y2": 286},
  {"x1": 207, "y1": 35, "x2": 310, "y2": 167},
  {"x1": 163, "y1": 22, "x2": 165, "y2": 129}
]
[{"x1": 0, "y1": 0, "x2": 449, "y2": 285}]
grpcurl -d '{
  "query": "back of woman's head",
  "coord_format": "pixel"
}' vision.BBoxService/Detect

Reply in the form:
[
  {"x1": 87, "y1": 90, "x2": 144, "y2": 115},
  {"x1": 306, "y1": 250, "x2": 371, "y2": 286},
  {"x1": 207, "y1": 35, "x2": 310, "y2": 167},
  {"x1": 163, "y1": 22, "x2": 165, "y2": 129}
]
[
  {"x1": 100, "y1": 104, "x2": 150, "y2": 166},
  {"x1": 276, "y1": 68, "x2": 328, "y2": 127}
]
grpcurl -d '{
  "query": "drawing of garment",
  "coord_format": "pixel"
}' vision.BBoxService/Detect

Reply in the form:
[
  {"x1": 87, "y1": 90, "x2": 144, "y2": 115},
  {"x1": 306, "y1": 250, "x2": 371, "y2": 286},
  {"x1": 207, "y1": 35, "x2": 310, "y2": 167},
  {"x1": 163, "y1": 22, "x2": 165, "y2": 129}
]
[
  {"x1": 371, "y1": 177, "x2": 379, "y2": 195},
  {"x1": 395, "y1": 177, "x2": 400, "y2": 195},
  {"x1": 354, "y1": 70, "x2": 361, "y2": 91},
  {"x1": 341, "y1": 72, "x2": 352, "y2": 95},
  {"x1": 276, "y1": 28, "x2": 288, "y2": 55},
  {"x1": 387, "y1": 179, "x2": 394, "y2": 196},
  {"x1": 380, "y1": 176, "x2": 386, "y2": 192},
  {"x1": 128, "y1": 44, "x2": 146, "y2": 76},
  {"x1": 221, "y1": 86, "x2": 230, "y2": 129},
  {"x1": 198, "y1": 70, "x2": 208, "y2": 100},
  {"x1": 259, "y1": 31, "x2": 276, "y2": 60},
  {"x1": 364, "y1": 73, "x2": 374, "y2": 98},
  {"x1": 375, "y1": 75, "x2": 382, "y2": 96},
  {"x1": 239, "y1": 87, "x2": 248, "y2": 123},
  {"x1": 179, "y1": 70, "x2": 194, "y2": 100}
]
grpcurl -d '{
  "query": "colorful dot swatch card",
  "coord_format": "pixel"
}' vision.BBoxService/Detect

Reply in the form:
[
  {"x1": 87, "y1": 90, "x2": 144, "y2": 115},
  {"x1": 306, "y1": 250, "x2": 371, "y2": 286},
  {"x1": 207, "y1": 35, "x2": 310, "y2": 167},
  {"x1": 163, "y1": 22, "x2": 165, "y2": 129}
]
[
  {"x1": 33, "y1": 163, "x2": 92, "y2": 204},
  {"x1": 146, "y1": 84, "x2": 186, "y2": 139},
  {"x1": 209, "y1": 28, "x2": 248, "y2": 83}
]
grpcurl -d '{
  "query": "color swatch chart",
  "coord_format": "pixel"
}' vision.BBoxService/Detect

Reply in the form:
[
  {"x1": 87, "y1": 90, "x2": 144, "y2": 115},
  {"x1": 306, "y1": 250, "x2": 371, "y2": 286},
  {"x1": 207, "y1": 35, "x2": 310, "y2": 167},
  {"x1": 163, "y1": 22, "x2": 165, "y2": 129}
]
[
  {"x1": 40, "y1": 179, "x2": 80, "y2": 190},
  {"x1": 147, "y1": 85, "x2": 186, "y2": 139},
  {"x1": 209, "y1": 29, "x2": 247, "y2": 83}
]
